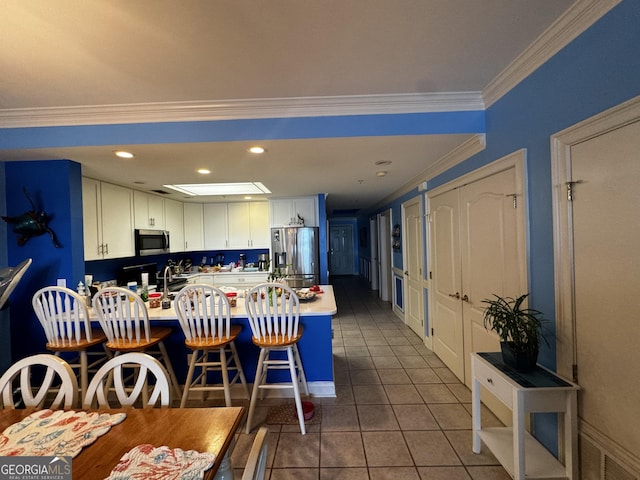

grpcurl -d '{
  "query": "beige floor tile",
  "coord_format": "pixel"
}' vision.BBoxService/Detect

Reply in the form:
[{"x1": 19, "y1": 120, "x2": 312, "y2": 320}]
[
  {"x1": 347, "y1": 357, "x2": 375, "y2": 370},
  {"x1": 433, "y1": 367, "x2": 463, "y2": 383},
  {"x1": 367, "y1": 345, "x2": 395, "y2": 356},
  {"x1": 369, "y1": 466, "x2": 421, "y2": 479},
  {"x1": 357, "y1": 404, "x2": 400, "y2": 430},
  {"x1": 320, "y1": 432, "x2": 367, "y2": 467},
  {"x1": 320, "y1": 467, "x2": 369, "y2": 480},
  {"x1": 416, "y1": 466, "x2": 471, "y2": 479},
  {"x1": 466, "y1": 465, "x2": 513, "y2": 480},
  {"x1": 443, "y1": 430, "x2": 500, "y2": 466},
  {"x1": 397, "y1": 355, "x2": 429, "y2": 369},
  {"x1": 405, "y1": 367, "x2": 442, "y2": 384},
  {"x1": 461, "y1": 403, "x2": 503, "y2": 428},
  {"x1": 386, "y1": 336, "x2": 411, "y2": 346},
  {"x1": 446, "y1": 383, "x2": 472, "y2": 403},
  {"x1": 320, "y1": 405, "x2": 360, "y2": 431},
  {"x1": 428, "y1": 403, "x2": 472, "y2": 429},
  {"x1": 352, "y1": 385, "x2": 389, "y2": 404},
  {"x1": 372, "y1": 355, "x2": 403, "y2": 369},
  {"x1": 272, "y1": 432, "x2": 320, "y2": 468},
  {"x1": 392, "y1": 404, "x2": 440, "y2": 430},
  {"x1": 377, "y1": 368, "x2": 413, "y2": 385},
  {"x1": 350, "y1": 369, "x2": 381, "y2": 385},
  {"x1": 391, "y1": 345, "x2": 421, "y2": 356},
  {"x1": 415, "y1": 384, "x2": 460, "y2": 403},
  {"x1": 270, "y1": 467, "x2": 319, "y2": 480},
  {"x1": 364, "y1": 337, "x2": 389, "y2": 346},
  {"x1": 362, "y1": 431, "x2": 414, "y2": 467},
  {"x1": 344, "y1": 345, "x2": 370, "y2": 357},
  {"x1": 403, "y1": 430, "x2": 461, "y2": 466},
  {"x1": 343, "y1": 337, "x2": 367, "y2": 346},
  {"x1": 383, "y1": 384, "x2": 424, "y2": 404}
]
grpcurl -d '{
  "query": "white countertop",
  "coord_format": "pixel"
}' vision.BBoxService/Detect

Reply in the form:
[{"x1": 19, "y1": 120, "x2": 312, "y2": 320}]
[{"x1": 90, "y1": 285, "x2": 337, "y2": 320}]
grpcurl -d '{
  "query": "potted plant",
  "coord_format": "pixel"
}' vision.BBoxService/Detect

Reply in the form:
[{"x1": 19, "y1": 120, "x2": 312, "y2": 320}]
[{"x1": 482, "y1": 293, "x2": 549, "y2": 372}]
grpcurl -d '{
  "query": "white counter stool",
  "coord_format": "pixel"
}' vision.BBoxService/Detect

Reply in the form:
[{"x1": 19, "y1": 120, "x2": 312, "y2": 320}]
[
  {"x1": 32, "y1": 286, "x2": 110, "y2": 403},
  {"x1": 175, "y1": 284, "x2": 249, "y2": 408},
  {"x1": 92, "y1": 286, "x2": 182, "y2": 400},
  {"x1": 245, "y1": 282, "x2": 309, "y2": 435}
]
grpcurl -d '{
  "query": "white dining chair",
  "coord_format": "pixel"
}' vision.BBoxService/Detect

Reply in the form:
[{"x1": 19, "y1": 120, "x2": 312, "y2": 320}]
[
  {"x1": 0, "y1": 354, "x2": 78, "y2": 409},
  {"x1": 32, "y1": 285, "x2": 110, "y2": 402},
  {"x1": 242, "y1": 427, "x2": 269, "y2": 480},
  {"x1": 244, "y1": 283, "x2": 309, "y2": 434},
  {"x1": 175, "y1": 284, "x2": 249, "y2": 408},
  {"x1": 83, "y1": 352, "x2": 171, "y2": 408},
  {"x1": 92, "y1": 286, "x2": 182, "y2": 399}
]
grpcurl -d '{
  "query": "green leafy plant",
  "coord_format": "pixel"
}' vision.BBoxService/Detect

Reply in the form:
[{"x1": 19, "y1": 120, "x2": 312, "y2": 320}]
[
  {"x1": 482, "y1": 293, "x2": 549, "y2": 354},
  {"x1": 267, "y1": 266, "x2": 288, "y2": 283}
]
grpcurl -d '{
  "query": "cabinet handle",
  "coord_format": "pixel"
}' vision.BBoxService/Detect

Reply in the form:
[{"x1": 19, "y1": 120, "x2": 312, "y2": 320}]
[
  {"x1": 487, "y1": 378, "x2": 493, "y2": 384},
  {"x1": 105, "y1": 243, "x2": 109, "y2": 254}
]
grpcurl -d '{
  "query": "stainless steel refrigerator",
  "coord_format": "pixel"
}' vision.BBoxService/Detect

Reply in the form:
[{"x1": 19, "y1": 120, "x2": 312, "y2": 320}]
[{"x1": 271, "y1": 227, "x2": 319, "y2": 287}]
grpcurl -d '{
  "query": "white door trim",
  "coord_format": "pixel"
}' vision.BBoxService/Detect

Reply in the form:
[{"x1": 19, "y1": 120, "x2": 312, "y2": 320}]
[{"x1": 551, "y1": 94, "x2": 640, "y2": 381}]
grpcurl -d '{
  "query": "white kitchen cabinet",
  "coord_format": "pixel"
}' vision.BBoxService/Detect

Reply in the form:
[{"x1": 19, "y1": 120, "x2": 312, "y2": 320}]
[
  {"x1": 269, "y1": 196, "x2": 318, "y2": 227},
  {"x1": 164, "y1": 198, "x2": 184, "y2": 253},
  {"x1": 82, "y1": 178, "x2": 134, "y2": 260},
  {"x1": 212, "y1": 272, "x2": 268, "y2": 288},
  {"x1": 133, "y1": 190, "x2": 165, "y2": 229},
  {"x1": 227, "y1": 202, "x2": 269, "y2": 249},
  {"x1": 183, "y1": 203, "x2": 204, "y2": 251},
  {"x1": 203, "y1": 203, "x2": 229, "y2": 249}
]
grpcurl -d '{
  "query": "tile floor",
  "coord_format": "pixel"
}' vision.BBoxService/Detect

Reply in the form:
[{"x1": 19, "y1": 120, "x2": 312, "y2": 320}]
[{"x1": 229, "y1": 276, "x2": 510, "y2": 479}]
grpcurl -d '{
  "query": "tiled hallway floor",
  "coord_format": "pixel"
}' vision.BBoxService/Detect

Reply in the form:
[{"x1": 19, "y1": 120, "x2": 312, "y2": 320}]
[{"x1": 230, "y1": 276, "x2": 510, "y2": 479}]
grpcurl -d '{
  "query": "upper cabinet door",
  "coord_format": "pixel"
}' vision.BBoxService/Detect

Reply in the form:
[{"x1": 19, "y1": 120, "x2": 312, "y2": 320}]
[
  {"x1": 249, "y1": 202, "x2": 270, "y2": 248},
  {"x1": 203, "y1": 203, "x2": 228, "y2": 250},
  {"x1": 164, "y1": 198, "x2": 185, "y2": 253},
  {"x1": 227, "y1": 203, "x2": 250, "y2": 249},
  {"x1": 134, "y1": 190, "x2": 165, "y2": 230},
  {"x1": 269, "y1": 197, "x2": 318, "y2": 227},
  {"x1": 99, "y1": 182, "x2": 134, "y2": 259},
  {"x1": 183, "y1": 203, "x2": 204, "y2": 251}
]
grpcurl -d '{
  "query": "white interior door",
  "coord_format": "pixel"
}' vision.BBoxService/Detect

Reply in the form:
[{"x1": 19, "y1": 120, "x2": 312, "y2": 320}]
[
  {"x1": 329, "y1": 225, "x2": 354, "y2": 275},
  {"x1": 460, "y1": 165, "x2": 527, "y2": 385},
  {"x1": 403, "y1": 198, "x2": 424, "y2": 337},
  {"x1": 369, "y1": 217, "x2": 379, "y2": 290},
  {"x1": 554, "y1": 115, "x2": 640, "y2": 477},
  {"x1": 429, "y1": 188, "x2": 464, "y2": 379},
  {"x1": 378, "y1": 211, "x2": 392, "y2": 302}
]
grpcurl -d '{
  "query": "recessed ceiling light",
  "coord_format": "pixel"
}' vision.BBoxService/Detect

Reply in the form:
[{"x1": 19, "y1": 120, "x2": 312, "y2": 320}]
[
  {"x1": 197, "y1": 168, "x2": 211, "y2": 174},
  {"x1": 163, "y1": 182, "x2": 272, "y2": 196},
  {"x1": 249, "y1": 146, "x2": 266, "y2": 154},
  {"x1": 244, "y1": 196, "x2": 252, "y2": 200},
  {"x1": 114, "y1": 150, "x2": 134, "y2": 159},
  {"x1": 376, "y1": 171, "x2": 388, "y2": 177},
  {"x1": 375, "y1": 160, "x2": 392, "y2": 166}
]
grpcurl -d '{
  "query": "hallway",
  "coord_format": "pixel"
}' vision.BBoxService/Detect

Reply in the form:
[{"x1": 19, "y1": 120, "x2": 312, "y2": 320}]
[{"x1": 230, "y1": 276, "x2": 509, "y2": 479}]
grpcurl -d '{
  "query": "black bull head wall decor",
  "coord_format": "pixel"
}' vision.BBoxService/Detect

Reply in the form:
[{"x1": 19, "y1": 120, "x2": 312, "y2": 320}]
[{"x1": 2, "y1": 187, "x2": 61, "y2": 248}]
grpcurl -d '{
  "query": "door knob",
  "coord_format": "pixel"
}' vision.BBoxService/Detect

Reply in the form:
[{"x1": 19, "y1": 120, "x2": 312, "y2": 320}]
[
  {"x1": 448, "y1": 292, "x2": 460, "y2": 299},
  {"x1": 462, "y1": 294, "x2": 469, "y2": 302},
  {"x1": 404, "y1": 271, "x2": 409, "y2": 275}
]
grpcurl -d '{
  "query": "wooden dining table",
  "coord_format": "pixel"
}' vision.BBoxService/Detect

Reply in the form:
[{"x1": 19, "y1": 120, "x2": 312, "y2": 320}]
[{"x1": 0, "y1": 406, "x2": 244, "y2": 479}]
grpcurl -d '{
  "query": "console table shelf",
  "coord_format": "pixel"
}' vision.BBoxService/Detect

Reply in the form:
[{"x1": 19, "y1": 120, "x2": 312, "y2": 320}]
[{"x1": 471, "y1": 352, "x2": 579, "y2": 480}]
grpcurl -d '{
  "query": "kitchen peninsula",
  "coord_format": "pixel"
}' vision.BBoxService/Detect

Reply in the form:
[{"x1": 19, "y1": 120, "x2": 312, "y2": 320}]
[{"x1": 90, "y1": 285, "x2": 338, "y2": 398}]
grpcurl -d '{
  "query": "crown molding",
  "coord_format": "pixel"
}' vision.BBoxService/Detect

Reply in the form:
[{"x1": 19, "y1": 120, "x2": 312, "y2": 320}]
[
  {"x1": 367, "y1": 134, "x2": 486, "y2": 213},
  {"x1": 483, "y1": 0, "x2": 622, "y2": 108},
  {"x1": 0, "y1": 92, "x2": 484, "y2": 128}
]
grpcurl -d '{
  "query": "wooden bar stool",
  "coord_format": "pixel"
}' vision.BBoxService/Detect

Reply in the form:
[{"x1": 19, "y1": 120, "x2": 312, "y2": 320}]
[
  {"x1": 92, "y1": 286, "x2": 182, "y2": 400},
  {"x1": 245, "y1": 282, "x2": 309, "y2": 434},
  {"x1": 32, "y1": 286, "x2": 110, "y2": 403},
  {"x1": 175, "y1": 284, "x2": 249, "y2": 408}
]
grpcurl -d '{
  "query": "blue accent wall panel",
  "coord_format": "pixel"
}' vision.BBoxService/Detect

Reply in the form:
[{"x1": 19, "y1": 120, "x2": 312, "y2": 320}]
[{"x1": 394, "y1": 275, "x2": 403, "y2": 311}]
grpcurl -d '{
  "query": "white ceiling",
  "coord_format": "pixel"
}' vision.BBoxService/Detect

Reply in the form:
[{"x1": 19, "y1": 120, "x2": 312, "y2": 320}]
[{"x1": 0, "y1": 0, "x2": 574, "y2": 214}]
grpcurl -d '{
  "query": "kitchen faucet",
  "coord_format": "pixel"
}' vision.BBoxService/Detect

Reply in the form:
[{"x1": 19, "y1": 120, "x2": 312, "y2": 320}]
[{"x1": 162, "y1": 265, "x2": 173, "y2": 301}]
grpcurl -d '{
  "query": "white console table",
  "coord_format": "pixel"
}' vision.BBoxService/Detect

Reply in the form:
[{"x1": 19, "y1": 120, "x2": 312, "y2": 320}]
[{"x1": 471, "y1": 352, "x2": 579, "y2": 480}]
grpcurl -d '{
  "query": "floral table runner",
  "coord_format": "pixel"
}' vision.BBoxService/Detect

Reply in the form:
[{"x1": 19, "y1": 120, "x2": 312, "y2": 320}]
[{"x1": 0, "y1": 409, "x2": 127, "y2": 457}]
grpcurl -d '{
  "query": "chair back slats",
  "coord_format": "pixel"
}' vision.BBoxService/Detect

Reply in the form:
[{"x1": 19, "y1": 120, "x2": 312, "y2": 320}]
[
  {"x1": 0, "y1": 354, "x2": 78, "y2": 409},
  {"x1": 83, "y1": 352, "x2": 170, "y2": 408},
  {"x1": 246, "y1": 283, "x2": 300, "y2": 342},
  {"x1": 175, "y1": 284, "x2": 231, "y2": 343},
  {"x1": 93, "y1": 287, "x2": 151, "y2": 346},
  {"x1": 32, "y1": 286, "x2": 92, "y2": 346}
]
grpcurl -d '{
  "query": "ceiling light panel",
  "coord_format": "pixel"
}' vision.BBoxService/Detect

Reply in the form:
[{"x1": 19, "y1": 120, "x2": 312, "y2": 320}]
[{"x1": 163, "y1": 182, "x2": 271, "y2": 196}]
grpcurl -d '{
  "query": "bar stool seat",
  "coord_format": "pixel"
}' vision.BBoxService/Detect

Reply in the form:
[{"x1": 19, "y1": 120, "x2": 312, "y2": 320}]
[
  {"x1": 245, "y1": 282, "x2": 309, "y2": 435},
  {"x1": 175, "y1": 284, "x2": 249, "y2": 408}
]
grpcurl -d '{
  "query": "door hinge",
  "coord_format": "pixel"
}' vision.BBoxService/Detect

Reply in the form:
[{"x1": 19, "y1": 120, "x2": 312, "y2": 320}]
[
  {"x1": 507, "y1": 193, "x2": 518, "y2": 209},
  {"x1": 430, "y1": 327, "x2": 434, "y2": 336},
  {"x1": 572, "y1": 364, "x2": 578, "y2": 383},
  {"x1": 429, "y1": 271, "x2": 432, "y2": 280},
  {"x1": 566, "y1": 180, "x2": 583, "y2": 201}
]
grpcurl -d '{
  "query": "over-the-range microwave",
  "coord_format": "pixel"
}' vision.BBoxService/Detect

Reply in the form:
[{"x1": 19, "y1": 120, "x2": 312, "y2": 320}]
[{"x1": 135, "y1": 229, "x2": 170, "y2": 256}]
